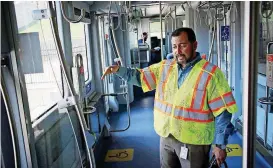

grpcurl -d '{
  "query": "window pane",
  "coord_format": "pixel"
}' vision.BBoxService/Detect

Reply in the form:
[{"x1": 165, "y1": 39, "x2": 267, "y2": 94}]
[
  {"x1": 258, "y1": 2, "x2": 273, "y2": 75},
  {"x1": 70, "y1": 23, "x2": 89, "y2": 81},
  {"x1": 14, "y1": 1, "x2": 63, "y2": 121},
  {"x1": 150, "y1": 22, "x2": 165, "y2": 39}
]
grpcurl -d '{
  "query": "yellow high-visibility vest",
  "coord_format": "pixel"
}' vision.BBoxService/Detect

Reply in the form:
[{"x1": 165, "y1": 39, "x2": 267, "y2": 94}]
[{"x1": 139, "y1": 59, "x2": 238, "y2": 145}]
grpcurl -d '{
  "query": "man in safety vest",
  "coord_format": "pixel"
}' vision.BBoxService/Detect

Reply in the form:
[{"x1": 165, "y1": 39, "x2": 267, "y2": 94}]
[{"x1": 101, "y1": 27, "x2": 237, "y2": 168}]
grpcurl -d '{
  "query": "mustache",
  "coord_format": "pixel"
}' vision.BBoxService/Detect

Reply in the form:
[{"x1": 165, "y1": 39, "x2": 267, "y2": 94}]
[{"x1": 175, "y1": 54, "x2": 186, "y2": 57}]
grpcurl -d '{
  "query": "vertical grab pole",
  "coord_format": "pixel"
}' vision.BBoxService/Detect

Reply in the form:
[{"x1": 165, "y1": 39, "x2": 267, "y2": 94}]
[
  {"x1": 224, "y1": 6, "x2": 228, "y2": 79},
  {"x1": 264, "y1": 86, "x2": 269, "y2": 147},
  {"x1": 217, "y1": 7, "x2": 222, "y2": 68},
  {"x1": 160, "y1": 2, "x2": 164, "y2": 60},
  {"x1": 242, "y1": 2, "x2": 260, "y2": 168},
  {"x1": 174, "y1": 6, "x2": 177, "y2": 29},
  {"x1": 48, "y1": 2, "x2": 94, "y2": 167},
  {"x1": 136, "y1": 27, "x2": 141, "y2": 68}
]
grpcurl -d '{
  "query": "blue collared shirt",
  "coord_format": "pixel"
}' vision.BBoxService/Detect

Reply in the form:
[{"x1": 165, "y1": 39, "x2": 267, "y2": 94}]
[
  {"x1": 116, "y1": 53, "x2": 233, "y2": 145},
  {"x1": 138, "y1": 39, "x2": 146, "y2": 44}
]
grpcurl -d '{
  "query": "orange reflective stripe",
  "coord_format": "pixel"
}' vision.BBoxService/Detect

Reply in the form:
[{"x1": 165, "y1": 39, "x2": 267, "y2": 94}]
[
  {"x1": 208, "y1": 96, "x2": 221, "y2": 104},
  {"x1": 162, "y1": 61, "x2": 176, "y2": 98},
  {"x1": 209, "y1": 91, "x2": 236, "y2": 112},
  {"x1": 141, "y1": 69, "x2": 152, "y2": 90},
  {"x1": 211, "y1": 101, "x2": 236, "y2": 113},
  {"x1": 156, "y1": 60, "x2": 166, "y2": 93},
  {"x1": 226, "y1": 101, "x2": 236, "y2": 106},
  {"x1": 208, "y1": 91, "x2": 232, "y2": 104},
  {"x1": 155, "y1": 106, "x2": 213, "y2": 123},
  {"x1": 154, "y1": 99, "x2": 213, "y2": 123},
  {"x1": 142, "y1": 67, "x2": 156, "y2": 89},
  {"x1": 200, "y1": 65, "x2": 217, "y2": 109},
  {"x1": 174, "y1": 116, "x2": 214, "y2": 123},
  {"x1": 148, "y1": 67, "x2": 157, "y2": 84},
  {"x1": 208, "y1": 91, "x2": 236, "y2": 112},
  {"x1": 191, "y1": 62, "x2": 209, "y2": 108},
  {"x1": 175, "y1": 106, "x2": 210, "y2": 114},
  {"x1": 154, "y1": 98, "x2": 211, "y2": 114}
]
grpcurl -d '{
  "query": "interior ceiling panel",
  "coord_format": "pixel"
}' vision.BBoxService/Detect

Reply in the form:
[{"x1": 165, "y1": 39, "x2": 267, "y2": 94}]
[
  {"x1": 84, "y1": 1, "x2": 94, "y2": 6},
  {"x1": 89, "y1": 1, "x2": 208, "y2": 17}
]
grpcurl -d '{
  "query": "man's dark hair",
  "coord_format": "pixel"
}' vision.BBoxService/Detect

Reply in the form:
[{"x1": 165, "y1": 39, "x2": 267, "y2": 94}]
[
  {"x1": 171, "y1": 27, "x2": 196, "y2": 43},
  {"x1": 142, "y1": 32, "x2": 147, "y2": 36}
]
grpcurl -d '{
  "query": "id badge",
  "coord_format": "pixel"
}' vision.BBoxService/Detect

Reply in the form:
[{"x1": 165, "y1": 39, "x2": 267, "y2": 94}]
[{"x1": 179, "y1": 145, "x2": 188, "y2": 160}]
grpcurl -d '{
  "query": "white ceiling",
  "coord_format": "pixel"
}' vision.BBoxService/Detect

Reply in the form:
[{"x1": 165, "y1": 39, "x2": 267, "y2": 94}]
[
  {"x1": 89, "y1": 1, "x2": 227, "y2": 17},
  {"x1": 89, "y1": 1, "x2": 189, "y2": 16}
]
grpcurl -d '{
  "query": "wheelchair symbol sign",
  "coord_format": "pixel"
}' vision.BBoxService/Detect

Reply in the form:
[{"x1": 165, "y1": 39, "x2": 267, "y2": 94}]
[
  {"x1": 225, "y1": 144, "x2": 242, "y2": 156},
  {"x1": 221, "y1": 26, "x2": 230, "y2": 41},
  {"x1": 105, "y1": 148, "x2": 134, "y2": 162},
  {"x1": 212, "y1": 144, "x2": 242, "y2": 156},
  {"x1": 108, "y1": 151, "x2": 129, "y2": 159}
]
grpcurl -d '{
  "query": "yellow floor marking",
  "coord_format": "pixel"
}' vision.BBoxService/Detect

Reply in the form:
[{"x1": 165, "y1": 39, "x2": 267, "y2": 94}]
[
  {"x1": 105, "y1": 148, "x2": 134, "y2": 162},
  {"x1": 212, "y1": 144, "x2": 242, "y2": 156}
]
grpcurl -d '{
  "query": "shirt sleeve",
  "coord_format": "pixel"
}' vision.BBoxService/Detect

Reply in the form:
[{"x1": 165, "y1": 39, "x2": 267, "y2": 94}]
[
  {"x1": 115, "y1": 67, "x2": 142, "y2": 87},
  {"x1": 115, "y1": 62, "x2": 163, "y2": 92},
  {"x1": 214, "y1": 110, "x2": 234, "y2": 145}
]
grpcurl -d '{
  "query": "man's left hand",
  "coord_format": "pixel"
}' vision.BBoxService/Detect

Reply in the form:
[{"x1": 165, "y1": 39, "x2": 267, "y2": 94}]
[{"x1": 212, "y1": 146, "x2": 227, "y2": 167}]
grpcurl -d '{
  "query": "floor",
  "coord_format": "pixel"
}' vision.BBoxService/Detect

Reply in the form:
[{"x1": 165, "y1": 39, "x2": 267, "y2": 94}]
[{"x1": 95, "y1": 93, "x2": 272, "y2": 168}]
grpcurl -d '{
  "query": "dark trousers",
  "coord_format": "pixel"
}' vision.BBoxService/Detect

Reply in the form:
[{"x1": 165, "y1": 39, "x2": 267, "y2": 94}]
[{"x1": 160, "y1": 134, "x2": 211, "y2": 168}]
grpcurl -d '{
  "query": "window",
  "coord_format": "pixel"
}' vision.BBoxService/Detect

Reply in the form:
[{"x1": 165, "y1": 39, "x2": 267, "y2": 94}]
[
  {"x1": 258, "y1": 2, "x2": 273, "y2": 75},
  {"x1": 70, "y1": 23, "x2": 90, "y2": 82},
  {"x1": 14, "y1": 1, "x2": 63, "y2": 121},
  {"x1": 149, "y1": 21, "x2": 166, "y2": 57},
  {"x1": 149, "y1": 21, "x2": 165, "y2": 39}
]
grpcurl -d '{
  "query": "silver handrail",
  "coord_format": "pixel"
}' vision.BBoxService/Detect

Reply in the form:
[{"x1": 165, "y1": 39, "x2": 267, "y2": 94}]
[
  {"x1": 160, "y1": 2, "x2": 164, "y2": 60},
  {"x1": 48, "y1": 2, "x2": 94, "y2": 167},
  {"x1": 217, "y1": 19, "x2": 222, "y2": 68},
  {"x1": 208, "y1": 17, "x2": 216, "y2": 62},
  {"x1": 258, "y1": 41, "x2": 273, "y2": 149},
  {"x1": 174, "y1": 6, "x2": 177, "y2": 29},
  {"x1": 264, "y1": 87, "x2": 270, "y2": 148},
  {"x1": 242, "y1": 2, "x2": 260, "y2": 167},
  {"x1": 102, "y1": 11, "x2": 131, "y2": 132},
  {"x1": 110, "y1": 17, "x2": 124, "y2": 66},
  {"x1": 230, "y1": 1, "x2": 238, "y2": 24},
  {"x1": 1, "y1": 68, "x2": 18, "y2": 168},
  {"x1": 73, "y1": 54, "x2": 84, "y2": 68},
  {"x1": 215, "y1": 5, "x2": 225, "y2": 21},
  {"x1": 60, "y1": 1, "x2": 85, "y2": 23},
  {"x1": 102, "y1": 91, "x2": 131, "y2": 132},
  {"x1": 224, "y1": 9, "x2": 228, "y2": 80},
  {"x1": 137, "y1": 28, "x2": 141, "y2": 68},
  {"x1": 260, "y1": 1, "x2": 273, "y2": 19}
]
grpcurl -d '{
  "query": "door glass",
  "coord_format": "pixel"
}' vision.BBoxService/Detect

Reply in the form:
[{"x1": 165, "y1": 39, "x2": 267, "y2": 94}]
[
  {"x1": 258, "y1": 2, "x2": 273, "y2": 75},
  {"x1": 256, "y1": 2, "x2": 273, "y2": 167},
  {"x1": 14, "y1": 1, "x2": 63, "y2": 121}
]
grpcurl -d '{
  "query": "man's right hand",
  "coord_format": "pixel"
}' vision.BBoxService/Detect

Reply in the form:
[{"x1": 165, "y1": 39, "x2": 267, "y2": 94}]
[{"x1": 101, "y1": 65, "x2": 120, "y2": 80}]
